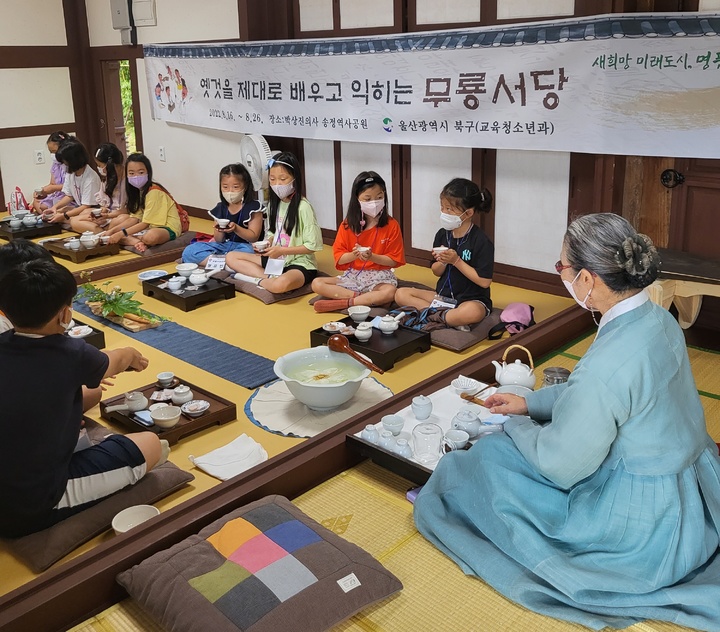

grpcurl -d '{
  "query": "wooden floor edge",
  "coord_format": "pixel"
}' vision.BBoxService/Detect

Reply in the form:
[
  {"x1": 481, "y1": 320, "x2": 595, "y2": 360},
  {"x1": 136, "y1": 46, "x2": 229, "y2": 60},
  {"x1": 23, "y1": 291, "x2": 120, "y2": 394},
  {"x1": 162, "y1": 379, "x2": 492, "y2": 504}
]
[{"x1": 0, "y1": 305, "x2": 591, "y2": 632}]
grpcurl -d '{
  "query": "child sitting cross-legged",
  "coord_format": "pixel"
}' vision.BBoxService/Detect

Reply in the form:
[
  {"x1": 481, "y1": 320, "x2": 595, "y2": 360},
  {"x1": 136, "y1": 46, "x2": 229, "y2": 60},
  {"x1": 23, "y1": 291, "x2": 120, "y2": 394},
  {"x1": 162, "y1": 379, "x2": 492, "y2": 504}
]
[{"x1": 0, "y1": 259, "x2": 168, "y2": 538}]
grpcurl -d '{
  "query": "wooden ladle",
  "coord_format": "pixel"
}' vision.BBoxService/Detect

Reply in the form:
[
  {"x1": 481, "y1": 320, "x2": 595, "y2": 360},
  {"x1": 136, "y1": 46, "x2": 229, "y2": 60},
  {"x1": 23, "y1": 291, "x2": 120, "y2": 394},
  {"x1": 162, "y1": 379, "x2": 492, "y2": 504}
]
[{"x1": 327, "y1": 334, "x2": 385, "y2": 375}]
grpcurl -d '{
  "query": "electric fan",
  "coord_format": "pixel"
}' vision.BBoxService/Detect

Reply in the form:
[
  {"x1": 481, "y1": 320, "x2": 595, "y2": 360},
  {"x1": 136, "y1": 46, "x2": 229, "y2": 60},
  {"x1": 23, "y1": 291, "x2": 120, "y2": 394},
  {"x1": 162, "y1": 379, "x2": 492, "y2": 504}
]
[{"x1": 239, "y1": 134, "x2": 275, "y2": 208}]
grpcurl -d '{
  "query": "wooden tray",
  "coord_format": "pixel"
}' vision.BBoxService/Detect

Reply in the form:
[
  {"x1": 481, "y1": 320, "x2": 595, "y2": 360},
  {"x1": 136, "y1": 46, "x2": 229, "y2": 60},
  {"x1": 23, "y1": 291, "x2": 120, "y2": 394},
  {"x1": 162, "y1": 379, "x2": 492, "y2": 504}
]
[
  {"x1": 0, "y1": 221, "x2": 61, "y2": 242},
  {"x1": 43, "y1": 237, "x2": 120, "y2": 263},
  {"x1": 142, "y1": 273, "x2": 235, "y2": 311},
  {"x1": 310, "y1": 316, "x2": 431, "y2": 370},
  {"x1": 99, "y1": 378, "x2": 237, "y2": 445},
  {"x1": 346, "y1": 433, "x2": 432, "y2": 485}
]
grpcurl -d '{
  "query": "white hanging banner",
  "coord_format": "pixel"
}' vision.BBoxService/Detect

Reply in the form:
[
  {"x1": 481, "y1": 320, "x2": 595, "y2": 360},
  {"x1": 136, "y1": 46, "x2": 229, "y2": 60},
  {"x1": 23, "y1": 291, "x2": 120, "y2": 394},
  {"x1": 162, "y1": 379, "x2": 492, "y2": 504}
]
[{"x1": 144, "y1": 13, "x2": 720, "y2": 158}]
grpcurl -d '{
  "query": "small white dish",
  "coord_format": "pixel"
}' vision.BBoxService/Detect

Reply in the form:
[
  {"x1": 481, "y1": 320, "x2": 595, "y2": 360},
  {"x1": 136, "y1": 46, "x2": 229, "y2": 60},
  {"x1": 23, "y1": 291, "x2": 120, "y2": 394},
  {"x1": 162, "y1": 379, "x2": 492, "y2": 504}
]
[
  {"x1": 451, "y1": 376, "x2": 482, "y2": 396},
  {"x1": 138, "y1": 270, "x2": 169, "y2": 281},
  {"x1": 67, "y1": 325, "x2": 93, "y2": 338},
  {"x1": 112, "y1": 505, "x2": 160, "y2": 535},
  {"x1": 181, "y1": 399, "x2": 210, "y2": 418},
  {"x1": 322, "y1": 321, "x2": 346, "y2": 333}
]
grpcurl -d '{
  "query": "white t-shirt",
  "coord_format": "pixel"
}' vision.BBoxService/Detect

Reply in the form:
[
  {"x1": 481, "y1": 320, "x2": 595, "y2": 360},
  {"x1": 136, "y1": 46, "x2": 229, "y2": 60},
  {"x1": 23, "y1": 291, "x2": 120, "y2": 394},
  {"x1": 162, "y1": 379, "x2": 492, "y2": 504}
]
[{"x1": 62, "y1": 167, "x2": 102, "y2": 206}]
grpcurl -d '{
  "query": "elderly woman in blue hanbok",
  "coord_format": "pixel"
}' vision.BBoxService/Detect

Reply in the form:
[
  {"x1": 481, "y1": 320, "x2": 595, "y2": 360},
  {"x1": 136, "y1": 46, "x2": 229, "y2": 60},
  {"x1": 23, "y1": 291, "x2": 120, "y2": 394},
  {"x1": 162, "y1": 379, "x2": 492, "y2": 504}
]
[{"x1": 414, "y1": 213, "x2": 720, "y2": 631}]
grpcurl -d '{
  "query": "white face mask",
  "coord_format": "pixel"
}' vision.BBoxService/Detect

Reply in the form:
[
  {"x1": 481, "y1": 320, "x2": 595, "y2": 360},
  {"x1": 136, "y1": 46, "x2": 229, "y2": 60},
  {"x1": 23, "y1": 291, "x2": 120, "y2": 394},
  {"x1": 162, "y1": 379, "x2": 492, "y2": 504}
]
[
  {"x1": 440, "y1": 211, "x2": 464, "y2": 231},
  {"x1": 60, "y1": 307, "x2": 73, "y2": 331},
  {"x1": 223, "y1": 191, "x2": 243, "y2": 205},
  {"x1": 360, "y1": 199, "x2": 385, "y2": 218},
  {"x1": 563, "y1": 270, "x2": 593, "y2": 310},
  {"x1": 271, "y1": 181, "x2": 295, "y2": 199}
]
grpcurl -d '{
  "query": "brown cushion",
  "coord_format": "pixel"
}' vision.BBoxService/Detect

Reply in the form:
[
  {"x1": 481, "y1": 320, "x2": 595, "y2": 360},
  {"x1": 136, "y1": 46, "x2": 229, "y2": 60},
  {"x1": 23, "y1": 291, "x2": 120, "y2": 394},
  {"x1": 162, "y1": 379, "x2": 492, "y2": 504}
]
[
  {"x1": 123, "y1": 231, "x2": 196, "y2": 256},
  {"x1": 3, "y1": 420, "x2": 194, "y2": 572},
  {"x1": 117, "y1": 495, "x2": 402, "y2": 632},
  {"x1": 429, "y1": 307, "x2": 503, "y2": 351},
  {"x1": 222, "y1": 271, "x2": 328, "y2": 304}
]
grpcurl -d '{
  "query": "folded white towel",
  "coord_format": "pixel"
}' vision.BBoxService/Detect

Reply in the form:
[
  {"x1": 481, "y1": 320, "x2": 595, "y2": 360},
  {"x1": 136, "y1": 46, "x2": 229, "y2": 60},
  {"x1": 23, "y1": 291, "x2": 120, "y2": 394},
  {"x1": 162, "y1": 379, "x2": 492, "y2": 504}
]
[{"x1": 188, "y1": 434, "x2": 268, "y2": 481}]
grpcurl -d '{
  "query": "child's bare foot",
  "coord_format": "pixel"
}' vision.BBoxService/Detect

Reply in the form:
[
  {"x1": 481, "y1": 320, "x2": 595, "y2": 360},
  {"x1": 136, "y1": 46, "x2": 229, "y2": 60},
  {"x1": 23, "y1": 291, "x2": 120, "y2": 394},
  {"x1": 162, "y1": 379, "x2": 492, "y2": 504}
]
[{"x1": 133, "y1": 241, "x2": 148, "y2": 253}]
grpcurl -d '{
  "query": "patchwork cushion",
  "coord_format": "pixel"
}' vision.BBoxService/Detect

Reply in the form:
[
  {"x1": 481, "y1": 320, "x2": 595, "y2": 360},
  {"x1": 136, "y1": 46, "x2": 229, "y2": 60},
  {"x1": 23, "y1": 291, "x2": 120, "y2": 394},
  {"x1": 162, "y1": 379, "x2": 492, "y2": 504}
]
[
  {"x1": 123, "y1": 230, "x2": 196, "y2": 256},
  {"x1": 2, "y1": 420, "x2": 194, "y2": 572},
  {"x1": 221, "y1": 271, "x2": 328, "y2": 304},
  {"x1": 117, "y1": 495, "x2": 402, "y2": 632}
]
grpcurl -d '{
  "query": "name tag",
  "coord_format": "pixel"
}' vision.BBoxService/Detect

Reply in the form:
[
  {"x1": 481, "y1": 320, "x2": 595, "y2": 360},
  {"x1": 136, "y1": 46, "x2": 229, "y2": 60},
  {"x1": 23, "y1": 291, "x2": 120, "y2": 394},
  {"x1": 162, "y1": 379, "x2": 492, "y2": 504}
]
[
  {"x1": 205, "y1": 255, "x2": 226, "y2": 271},
  {"x1": 264, "y1": 256, "x2": 285, "y2": 277},
  {"x1": 430, "y1": 295, "x2": 457, "y2": 309}
]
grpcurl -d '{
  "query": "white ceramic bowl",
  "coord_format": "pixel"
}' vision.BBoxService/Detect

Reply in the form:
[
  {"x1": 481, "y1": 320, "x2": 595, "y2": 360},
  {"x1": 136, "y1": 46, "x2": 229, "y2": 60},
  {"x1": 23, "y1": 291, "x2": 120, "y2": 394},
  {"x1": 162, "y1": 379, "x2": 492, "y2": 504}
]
[
  {"x1": 381, "y1": 414, "x2": 405, "y2": 436},
  {"x1": 451, "y1": 376, "x2": 481, "y2": 396},
  {"x1": 9, "y1": 219, "x2": 23, "y2": 229},
  {"x1": 495, "y1": 384, "x2": 533, "y2": 397},
  {"x1": 112, "y1": 504, "x2": 160, "y2": 535},
  {"x1": 150, "y1": 405, "x2": 182, "y2": 428},
  {"x1": 175, "y1": 263, "x2": 198, "y2": 277},
  {"x1": 13, "y1": 210, "x2": 29, "y2": 219},
  {"x1": 273, "y1": 346, "x2": 371, "y2": 411},
  {"x1": 347, "y1": 305, "x2": 371, "y2": 323}
]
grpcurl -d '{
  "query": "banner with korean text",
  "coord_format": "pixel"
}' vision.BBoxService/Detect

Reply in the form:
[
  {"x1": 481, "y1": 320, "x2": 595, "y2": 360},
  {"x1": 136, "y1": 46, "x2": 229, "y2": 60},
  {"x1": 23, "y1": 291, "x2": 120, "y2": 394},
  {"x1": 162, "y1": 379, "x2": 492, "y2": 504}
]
[{"x1": 144, "y1": 13, "x2": 720, "y2": 158}]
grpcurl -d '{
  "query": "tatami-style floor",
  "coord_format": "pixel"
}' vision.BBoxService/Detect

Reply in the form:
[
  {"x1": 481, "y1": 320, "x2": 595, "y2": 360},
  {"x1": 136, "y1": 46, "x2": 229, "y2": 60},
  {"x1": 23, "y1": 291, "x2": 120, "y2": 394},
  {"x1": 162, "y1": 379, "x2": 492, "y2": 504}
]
[
  {"x1": 0, "y1": 214, "x2": 574, "y2": 597},
  {"x1": 7, "y1": 214, "x2": 719, "y2": 632}
]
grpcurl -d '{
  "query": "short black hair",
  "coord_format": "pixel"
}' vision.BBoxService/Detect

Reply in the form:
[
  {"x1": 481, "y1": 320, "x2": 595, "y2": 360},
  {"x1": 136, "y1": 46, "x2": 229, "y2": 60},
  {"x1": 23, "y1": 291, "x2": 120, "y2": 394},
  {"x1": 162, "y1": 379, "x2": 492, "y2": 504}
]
[
  {"x1": 0, "y1": 260, "x2": 77, "y2": 329},
  {"x1": 0, "y1": 239, "x2": 53, "y2": 282},
  {"x1": 56, "y1": 140, "x2": 91, "y2": 173}
]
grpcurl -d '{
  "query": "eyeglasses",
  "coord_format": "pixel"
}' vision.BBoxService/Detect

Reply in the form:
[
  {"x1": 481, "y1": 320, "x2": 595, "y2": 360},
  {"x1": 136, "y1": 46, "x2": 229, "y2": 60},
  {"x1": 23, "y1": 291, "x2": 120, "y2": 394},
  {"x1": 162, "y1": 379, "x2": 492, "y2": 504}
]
[{"x1": 554, "y1": 260, "x2": 573, "y2": 274}]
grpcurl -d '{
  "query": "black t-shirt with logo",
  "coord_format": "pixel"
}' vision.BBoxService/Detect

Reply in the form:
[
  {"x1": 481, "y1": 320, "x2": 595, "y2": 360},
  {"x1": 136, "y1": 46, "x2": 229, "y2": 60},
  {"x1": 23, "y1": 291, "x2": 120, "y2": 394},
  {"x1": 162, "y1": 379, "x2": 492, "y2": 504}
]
[{"x1": 432, "y1": 224, "x2": 494, "y2": 309}]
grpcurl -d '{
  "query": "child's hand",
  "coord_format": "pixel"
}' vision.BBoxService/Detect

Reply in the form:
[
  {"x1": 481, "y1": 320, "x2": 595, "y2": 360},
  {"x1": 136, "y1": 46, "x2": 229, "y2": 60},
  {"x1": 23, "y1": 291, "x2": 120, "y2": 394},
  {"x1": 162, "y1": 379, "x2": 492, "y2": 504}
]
[
  {"x1": 264, "y1": 245, "x2": 284, "y2": 259},
  {"x1": 126, "y1": 348, "x2": 149, "y2": 372},
  {"x1": 47, "y1": 211, "x2": 65, "y2": 224},
  {"x1": 436, "y1": 249, "x2": 459, "y2": 265},
  {"x1": 100, "y1": 376, "x2": 116, "y2": 391}
]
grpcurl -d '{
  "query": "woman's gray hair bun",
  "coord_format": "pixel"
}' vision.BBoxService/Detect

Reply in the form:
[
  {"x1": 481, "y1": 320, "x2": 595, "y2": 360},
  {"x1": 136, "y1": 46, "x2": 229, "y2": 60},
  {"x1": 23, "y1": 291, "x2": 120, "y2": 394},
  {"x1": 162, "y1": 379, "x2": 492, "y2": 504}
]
[{"x1": 615, "y1": 233, "x2": 660, "y2": 288}]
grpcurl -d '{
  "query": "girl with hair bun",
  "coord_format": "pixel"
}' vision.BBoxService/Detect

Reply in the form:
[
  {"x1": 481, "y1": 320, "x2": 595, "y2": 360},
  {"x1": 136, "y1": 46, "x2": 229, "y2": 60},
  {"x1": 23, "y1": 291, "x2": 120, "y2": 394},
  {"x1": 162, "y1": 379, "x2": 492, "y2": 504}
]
[
  {"x1": 70, "y1": 143, "x2": 127, "y2": 234},
  {"x1": 415, "y1": 213, "x2": 720, "y2": 632}
]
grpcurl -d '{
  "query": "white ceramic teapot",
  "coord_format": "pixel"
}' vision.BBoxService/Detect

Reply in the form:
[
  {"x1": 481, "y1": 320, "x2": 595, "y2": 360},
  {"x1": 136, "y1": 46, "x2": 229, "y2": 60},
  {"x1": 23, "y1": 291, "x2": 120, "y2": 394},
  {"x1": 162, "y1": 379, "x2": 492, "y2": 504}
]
[
  {"x1": 188, "y1": 269, "x2": 218, "y2": 286},
  {"x1": 378, "y1": 312, "x2": 404, "y2": 335},
  {"x1": 79, "y1": 231, "x2": 100, "y2": 248},
  {"x1": 22, "y1": 214, "x2": 38, "y2": 227},
  {"x1": 451, "y1": 409, "x2": 482, "y2": 439},
  {"x1": 491, "y1": 344, "x2": 536, "y2": 390},
  {"x1": 105, "y1": 391, "x2": 149, "y2": 414}
]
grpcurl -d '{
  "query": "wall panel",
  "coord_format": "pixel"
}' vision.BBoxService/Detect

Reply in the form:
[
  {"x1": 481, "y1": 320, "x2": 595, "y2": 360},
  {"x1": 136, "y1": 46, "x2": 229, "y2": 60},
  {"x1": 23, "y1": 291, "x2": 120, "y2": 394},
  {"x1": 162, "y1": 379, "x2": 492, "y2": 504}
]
[
  {"x1": 410, "y1": 146, "x2": 472, "y2": 250},
  {"x1": 497, "y1": 0, "x2": 575, "y2": 20},
  {"x1": 0, "y1": 0, "x2": 66, "y2": 46},
  {"x1": 0, "y1": 68, "x2": 74, "y2": 129},
  {"x1": 0, "y1": 137, "x2": 64, "y2": 202},
  {"x1": 494, "y1": 149, "x2": 570, "y2": 273},
  {"x1": 339, "y1": 0, "x2": 394, "y2": 28},
  {"x1": 298, "y1": 0, "x2": 334, "y2": 32},
  {"x1": 304, "y1": 139, "x2": 337, "y2": 229},
  {"x1": 415, "y1": 0, "x2": 481, "y2": 25}
]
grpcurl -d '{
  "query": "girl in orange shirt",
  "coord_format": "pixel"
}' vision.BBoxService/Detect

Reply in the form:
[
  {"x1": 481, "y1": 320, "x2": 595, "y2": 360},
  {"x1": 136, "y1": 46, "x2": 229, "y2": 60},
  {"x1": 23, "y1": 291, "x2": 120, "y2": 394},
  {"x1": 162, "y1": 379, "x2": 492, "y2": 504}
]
[{"x1": 312, "y1": 171, "x2": 405, "y2": 312}]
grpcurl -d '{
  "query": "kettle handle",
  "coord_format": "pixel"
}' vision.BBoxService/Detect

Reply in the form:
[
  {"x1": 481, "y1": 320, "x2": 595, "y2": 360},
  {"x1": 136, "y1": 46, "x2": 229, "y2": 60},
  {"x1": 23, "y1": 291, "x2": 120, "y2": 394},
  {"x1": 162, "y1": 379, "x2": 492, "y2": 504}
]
[{"x1": 502, "y1": 344, "x2": 534, "y2": 370}]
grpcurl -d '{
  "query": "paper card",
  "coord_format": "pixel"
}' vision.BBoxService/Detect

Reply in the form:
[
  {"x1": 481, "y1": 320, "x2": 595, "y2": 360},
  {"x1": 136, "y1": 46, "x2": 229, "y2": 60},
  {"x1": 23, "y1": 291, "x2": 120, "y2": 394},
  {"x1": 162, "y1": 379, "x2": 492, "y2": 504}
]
[
  {"x1": 264, "y1": 256, "x2": 285, "y2": 277},
  {"x1": 205, "y1": 255, "x2": 226, "y2": 270},
  {"x1": 430, "y1": 296, "x2": 457, "y2": 309}
]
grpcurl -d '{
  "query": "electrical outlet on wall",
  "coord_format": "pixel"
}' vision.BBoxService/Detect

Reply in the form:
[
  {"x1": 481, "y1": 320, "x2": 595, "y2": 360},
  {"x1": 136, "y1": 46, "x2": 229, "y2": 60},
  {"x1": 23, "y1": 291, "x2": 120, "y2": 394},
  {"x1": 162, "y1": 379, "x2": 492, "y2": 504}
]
[
  {"x1": 159, "y1": 146, "x2": 166, "y2": 162},
  {"x1": 34, "y1": 150, "x2": 45, "y2": 165}
]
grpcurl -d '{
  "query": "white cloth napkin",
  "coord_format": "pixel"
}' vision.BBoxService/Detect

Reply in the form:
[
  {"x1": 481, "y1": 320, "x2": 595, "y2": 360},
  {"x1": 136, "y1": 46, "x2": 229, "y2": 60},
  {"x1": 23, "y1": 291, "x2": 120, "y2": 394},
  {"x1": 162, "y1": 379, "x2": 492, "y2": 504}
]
[{"x1": 188, "y1": 434, "x2": 268, "y2": 481}]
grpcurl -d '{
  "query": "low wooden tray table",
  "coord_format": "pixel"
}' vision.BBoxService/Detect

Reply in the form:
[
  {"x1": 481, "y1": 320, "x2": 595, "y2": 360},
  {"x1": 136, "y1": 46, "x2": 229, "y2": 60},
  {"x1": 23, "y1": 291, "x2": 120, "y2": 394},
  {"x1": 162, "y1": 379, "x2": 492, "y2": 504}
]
[
  {"x1": 68, "y1": 317, "x2": 105, "y2": 349},
  {"x1": 310, "y1": 316, "x2": 431, "y2": 370},
  {"x1": 43, "y1": 237, "x2": 120, "y2": 263},
  {"x1": 0, "y1": 221, "x2": 61, "y2": 242},
  {"x1": 142, "y1": 273, "x2": 235, "y2": 311},
  {"x1": 100, "y1": 377, "x2": 237, "y2": 445}
]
